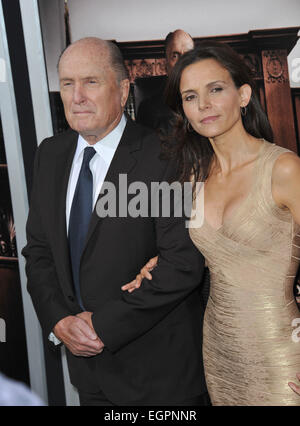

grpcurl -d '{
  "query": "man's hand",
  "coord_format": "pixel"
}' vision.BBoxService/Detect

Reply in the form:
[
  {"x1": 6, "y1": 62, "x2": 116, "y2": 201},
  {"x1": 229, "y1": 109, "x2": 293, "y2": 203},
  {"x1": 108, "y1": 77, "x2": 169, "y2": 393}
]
[
  {"x1": 53, "y1": 315, "x2": 104, "y2": 357},
  {"x1": 76, "y1": 311, "x2": 103, "y2": 340}
]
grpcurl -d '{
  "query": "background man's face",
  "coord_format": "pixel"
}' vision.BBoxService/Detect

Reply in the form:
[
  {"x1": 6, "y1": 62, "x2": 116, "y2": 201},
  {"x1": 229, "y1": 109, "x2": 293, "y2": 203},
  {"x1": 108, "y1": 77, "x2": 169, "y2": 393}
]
[
  {"x1": 166, "y1": 32, "x2": 194, "y2": 75},
  {"x1": 59, "y1": 43, "x2": 129, "y2": 143}
]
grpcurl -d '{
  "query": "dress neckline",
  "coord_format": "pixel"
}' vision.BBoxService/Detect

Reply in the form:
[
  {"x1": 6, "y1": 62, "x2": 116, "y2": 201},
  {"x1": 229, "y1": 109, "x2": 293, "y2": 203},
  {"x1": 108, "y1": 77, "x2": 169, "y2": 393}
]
[{"x1": 203, "y1": 140, "x2": 267, "y2": 233}]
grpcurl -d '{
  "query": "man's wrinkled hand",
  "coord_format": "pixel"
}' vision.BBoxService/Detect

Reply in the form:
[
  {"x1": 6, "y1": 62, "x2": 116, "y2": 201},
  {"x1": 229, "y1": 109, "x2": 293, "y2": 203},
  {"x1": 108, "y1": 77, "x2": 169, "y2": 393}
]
[
  {"x1": 76, "y1": 311, "x2": 96, "y2": 332},
  {"x1": 53, "y1": 315, "x2": 104, "y2": 357},
  {"x1": 76, "y1": 311, "x2": 105, "y2": 352}
]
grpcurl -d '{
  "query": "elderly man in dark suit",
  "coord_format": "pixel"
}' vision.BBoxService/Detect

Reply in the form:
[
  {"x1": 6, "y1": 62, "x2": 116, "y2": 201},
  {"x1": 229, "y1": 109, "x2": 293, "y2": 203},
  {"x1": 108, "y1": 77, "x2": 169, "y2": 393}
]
[{"x1": 22, "y1": 37, "x2": 208, "y2": 406}]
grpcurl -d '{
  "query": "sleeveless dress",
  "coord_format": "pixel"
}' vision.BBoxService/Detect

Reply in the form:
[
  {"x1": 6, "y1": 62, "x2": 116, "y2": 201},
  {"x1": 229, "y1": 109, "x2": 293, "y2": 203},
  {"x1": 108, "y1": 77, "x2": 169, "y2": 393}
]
[{"x1": 189, "y1": 141, "x2": 300, "y2": 405}]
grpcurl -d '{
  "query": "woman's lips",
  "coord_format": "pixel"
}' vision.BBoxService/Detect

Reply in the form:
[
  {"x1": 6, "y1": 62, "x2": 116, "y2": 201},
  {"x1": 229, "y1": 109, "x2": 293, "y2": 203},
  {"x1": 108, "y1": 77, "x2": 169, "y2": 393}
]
[{"x1": 201, "y1": 115, "x2": 219, "y2": 124}]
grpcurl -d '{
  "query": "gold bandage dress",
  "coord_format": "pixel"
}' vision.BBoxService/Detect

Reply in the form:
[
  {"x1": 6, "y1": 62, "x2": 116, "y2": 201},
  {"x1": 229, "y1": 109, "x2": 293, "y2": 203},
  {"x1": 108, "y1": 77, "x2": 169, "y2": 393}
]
[{"x1": 189, "y1": 141, "x2": 300, "y2": 405}]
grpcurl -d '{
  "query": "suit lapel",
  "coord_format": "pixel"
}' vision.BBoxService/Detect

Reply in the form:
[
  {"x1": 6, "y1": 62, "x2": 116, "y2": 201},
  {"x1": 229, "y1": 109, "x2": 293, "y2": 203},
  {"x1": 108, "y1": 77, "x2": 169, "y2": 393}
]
[
  {"x1": 84, "y1": 119, "x2": 141, "y2": 250},
  {"x1": 53, "y1": 130, "x2": 78, "y2": 292}
]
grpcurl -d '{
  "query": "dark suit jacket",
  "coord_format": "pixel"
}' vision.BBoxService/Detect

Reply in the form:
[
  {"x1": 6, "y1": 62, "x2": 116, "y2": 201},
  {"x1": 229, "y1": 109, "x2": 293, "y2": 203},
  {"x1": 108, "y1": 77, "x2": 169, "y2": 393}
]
[
  {"x1": 22, "y1": 119, "x2": 207, "y2": 405},
  {"x1": 135, "y1": 78, "x2": 175, "y2": 135}
]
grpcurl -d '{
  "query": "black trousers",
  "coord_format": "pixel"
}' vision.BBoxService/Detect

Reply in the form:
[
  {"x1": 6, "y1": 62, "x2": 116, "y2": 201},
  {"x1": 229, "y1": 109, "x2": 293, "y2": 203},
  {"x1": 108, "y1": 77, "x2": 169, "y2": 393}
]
[{"x1": 79, "y1": 388, "x2": 211, "y2": 406}]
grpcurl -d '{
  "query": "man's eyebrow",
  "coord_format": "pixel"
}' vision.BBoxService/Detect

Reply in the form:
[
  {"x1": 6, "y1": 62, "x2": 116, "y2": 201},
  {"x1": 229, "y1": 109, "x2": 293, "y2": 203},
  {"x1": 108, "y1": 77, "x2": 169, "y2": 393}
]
[
  {"x1": 59, "y1": 76, "x2": 100, "y2": 81},
  {"x1": 82, "y1": 76, "x2": 100, "y2": 80}
]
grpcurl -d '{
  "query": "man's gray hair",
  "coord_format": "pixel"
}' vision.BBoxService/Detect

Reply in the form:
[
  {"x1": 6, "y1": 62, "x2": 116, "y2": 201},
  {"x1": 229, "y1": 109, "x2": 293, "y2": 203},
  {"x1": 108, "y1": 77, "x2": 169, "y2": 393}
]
[
  {"x1": 106, "y1": 41, "x2": 129, "y2": 83},
  {"x1": 57, "y1": 38, "x2": 129, "y2": 84}
]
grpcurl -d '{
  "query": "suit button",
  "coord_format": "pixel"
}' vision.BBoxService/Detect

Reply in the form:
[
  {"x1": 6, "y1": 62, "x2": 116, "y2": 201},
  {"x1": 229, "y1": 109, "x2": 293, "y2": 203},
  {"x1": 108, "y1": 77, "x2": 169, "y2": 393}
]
[{"x1": 68, "y1": 295, "x2": 75, "y2": 302}]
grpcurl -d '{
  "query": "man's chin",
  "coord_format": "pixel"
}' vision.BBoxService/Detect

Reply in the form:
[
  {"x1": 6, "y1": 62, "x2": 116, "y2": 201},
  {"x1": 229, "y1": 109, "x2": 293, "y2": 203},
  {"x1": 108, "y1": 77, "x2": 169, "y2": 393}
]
[
  {"x1": 70, "y1": 122, "x2": 93, "y2": 135},
  {"x1": 68, "y1": 116, "x2": 94, "y2": 130},
  {"x1": 72, "y1": 127, "x2": 102, "y2": 143}
]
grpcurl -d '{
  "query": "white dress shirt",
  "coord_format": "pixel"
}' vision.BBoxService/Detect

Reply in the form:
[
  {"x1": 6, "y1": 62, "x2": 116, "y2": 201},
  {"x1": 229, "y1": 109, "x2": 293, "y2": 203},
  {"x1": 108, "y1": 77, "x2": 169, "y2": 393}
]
[
  {"x1": 49, "y1": 114, "x2": 127, "y2": 345},
  {"x1": 66, "y1": 114, "x2": 127, "y2": 231}
]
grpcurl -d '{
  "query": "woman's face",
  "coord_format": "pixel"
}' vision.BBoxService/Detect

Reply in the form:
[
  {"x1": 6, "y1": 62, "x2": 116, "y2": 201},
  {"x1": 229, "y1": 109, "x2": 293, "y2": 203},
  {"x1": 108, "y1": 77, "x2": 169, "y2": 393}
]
[{"x1": 179, "y1": 58, "x2": 250, "y2": 139}]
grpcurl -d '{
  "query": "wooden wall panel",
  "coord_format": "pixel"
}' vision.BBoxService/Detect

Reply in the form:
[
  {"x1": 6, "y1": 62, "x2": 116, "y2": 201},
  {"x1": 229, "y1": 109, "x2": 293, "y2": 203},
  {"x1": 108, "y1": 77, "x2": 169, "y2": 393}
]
[{"x1": 262, "y1": 49, "x2": 297, "y2": 152}]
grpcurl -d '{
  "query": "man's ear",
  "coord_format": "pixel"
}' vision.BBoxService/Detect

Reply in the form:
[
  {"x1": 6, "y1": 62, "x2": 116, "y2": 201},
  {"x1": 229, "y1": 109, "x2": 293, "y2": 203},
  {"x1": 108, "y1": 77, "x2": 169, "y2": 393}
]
[
  {"x1": 239, "y1": 83, "x2": 252, "y2": 107},
  {"x1": 120, "y1": 79, "x2": 130, "y2": 108}
]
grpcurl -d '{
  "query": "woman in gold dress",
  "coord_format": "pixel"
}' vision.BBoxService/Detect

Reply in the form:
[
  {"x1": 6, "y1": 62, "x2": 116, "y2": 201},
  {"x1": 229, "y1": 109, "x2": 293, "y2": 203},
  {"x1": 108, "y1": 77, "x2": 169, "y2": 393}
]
[{"x1": 123, "y1": 41, "x2": 300, "y2": 405}]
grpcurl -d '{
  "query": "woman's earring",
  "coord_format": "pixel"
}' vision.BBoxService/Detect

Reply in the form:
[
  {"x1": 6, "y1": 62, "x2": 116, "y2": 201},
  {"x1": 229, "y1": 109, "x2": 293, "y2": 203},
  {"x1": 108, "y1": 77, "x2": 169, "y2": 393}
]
[{"x1": 241, "y1": 106, "x2": 247, "y2": 116}]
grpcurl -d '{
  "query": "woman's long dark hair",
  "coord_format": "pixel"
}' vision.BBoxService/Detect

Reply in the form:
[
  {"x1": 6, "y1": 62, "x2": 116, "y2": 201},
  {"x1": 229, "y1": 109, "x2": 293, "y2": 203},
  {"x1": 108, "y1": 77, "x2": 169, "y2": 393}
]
[{"x1": 163, "y1": 40, "x2": 273, "y2": 186}]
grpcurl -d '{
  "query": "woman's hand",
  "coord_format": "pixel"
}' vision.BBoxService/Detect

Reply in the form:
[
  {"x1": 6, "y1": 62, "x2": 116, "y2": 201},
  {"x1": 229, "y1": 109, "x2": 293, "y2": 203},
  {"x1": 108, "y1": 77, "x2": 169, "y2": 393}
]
[
  {"x1": 288, "y1": 373, "x2": 300, "y2": 396},
  {"x1": 121, "y1": 256, "x2": 158, "y2": 293}
]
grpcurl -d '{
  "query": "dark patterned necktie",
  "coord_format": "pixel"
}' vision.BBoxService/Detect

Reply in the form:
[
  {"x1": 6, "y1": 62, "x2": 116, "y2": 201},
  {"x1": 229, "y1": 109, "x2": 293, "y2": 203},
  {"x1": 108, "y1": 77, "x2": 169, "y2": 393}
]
[{"x1": 68, "y1": 146, "x2": 96, "y2": 309}]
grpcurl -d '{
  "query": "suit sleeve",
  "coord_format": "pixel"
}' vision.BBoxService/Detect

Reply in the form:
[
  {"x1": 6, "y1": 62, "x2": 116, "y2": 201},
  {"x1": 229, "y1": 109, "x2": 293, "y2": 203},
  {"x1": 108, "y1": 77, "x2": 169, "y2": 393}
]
[
  {"x1": 135, "y1": 98, "x2": 158, "y2": 130},
  {"x1": 22, "y1": 141, "x2": 72, "y2": 338},
  {"x1": 92, "y1": 163, "x2": 205, "y2": 353}
]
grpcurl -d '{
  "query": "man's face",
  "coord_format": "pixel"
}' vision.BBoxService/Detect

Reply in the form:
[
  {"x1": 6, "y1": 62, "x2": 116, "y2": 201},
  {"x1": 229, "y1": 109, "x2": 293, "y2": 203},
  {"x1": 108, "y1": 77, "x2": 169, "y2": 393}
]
[
  {"x1": 166, "y1": 32, "x2": 194, "y2": 75},
  {"x1": 59, "y1": 43, "x2": 129, "y2": 143}
]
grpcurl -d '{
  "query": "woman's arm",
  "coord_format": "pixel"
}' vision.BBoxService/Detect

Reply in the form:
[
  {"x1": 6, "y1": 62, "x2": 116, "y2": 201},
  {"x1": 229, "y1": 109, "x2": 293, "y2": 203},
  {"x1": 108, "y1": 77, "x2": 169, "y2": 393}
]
[
  {"x1": 273, "y1": 152, "x2": 300, "y2": 396},
  {"x1": 272, "y1": 152, "x2": 300, "y2": 225}
]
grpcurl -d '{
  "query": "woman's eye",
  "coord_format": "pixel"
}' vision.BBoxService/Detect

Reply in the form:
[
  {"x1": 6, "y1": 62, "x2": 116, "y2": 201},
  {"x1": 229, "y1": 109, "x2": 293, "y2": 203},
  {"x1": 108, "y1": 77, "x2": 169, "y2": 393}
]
[
  {"x1": 184, "y1": 95, "x2": 196, "y2": 102},
  {"x1": 211, "y1": 87, "x2": 223, "y2": 93}
]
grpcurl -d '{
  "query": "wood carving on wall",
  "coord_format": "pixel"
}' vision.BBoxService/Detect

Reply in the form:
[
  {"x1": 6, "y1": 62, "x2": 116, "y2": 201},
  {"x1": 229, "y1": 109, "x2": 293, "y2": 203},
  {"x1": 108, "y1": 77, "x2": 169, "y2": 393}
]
[
  {"x1": 125, "y1": 58, "x2": 166, "y2": 83},
  {"x1": 263, "y1": 50, "x2": 289, "y2": 84},
  {"x1": 262, "y1": 49, "x2": 297, "y2": 151},
  {"x1": 240, "y1": 53, "x2": 262, "y2": 80}
]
